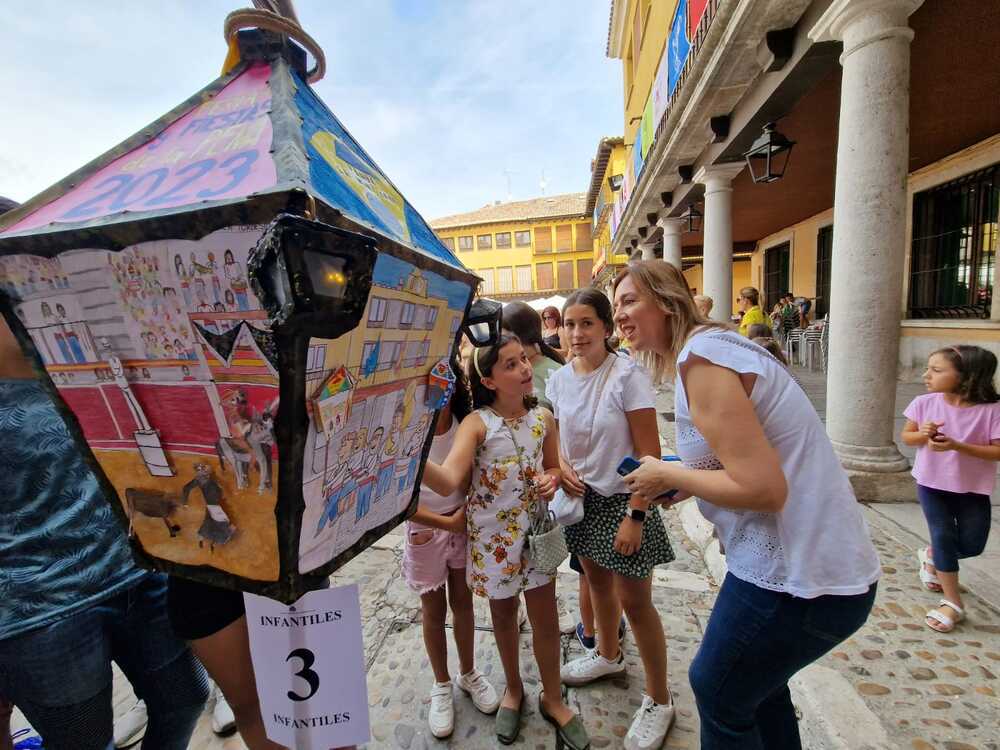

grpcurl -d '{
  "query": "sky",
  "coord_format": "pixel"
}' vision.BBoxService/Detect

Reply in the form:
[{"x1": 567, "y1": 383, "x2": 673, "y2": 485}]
[{"x1": 0, "y1": 1, "x2": 622, "y2": 222}]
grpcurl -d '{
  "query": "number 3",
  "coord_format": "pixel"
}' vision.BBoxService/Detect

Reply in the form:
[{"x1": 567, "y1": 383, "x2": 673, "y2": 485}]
[{"x1": 286, "y1": 648, "x2": 320, "y2": 701}]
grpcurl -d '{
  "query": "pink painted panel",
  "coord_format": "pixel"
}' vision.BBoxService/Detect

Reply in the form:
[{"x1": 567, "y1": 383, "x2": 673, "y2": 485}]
[{"x1": 7, "y1": 64, "x2": 276, "y2": 233}]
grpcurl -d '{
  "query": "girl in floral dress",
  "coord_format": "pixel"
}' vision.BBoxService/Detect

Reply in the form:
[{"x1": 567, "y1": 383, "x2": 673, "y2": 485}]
[{"x1": 423, "y1": 334, "x2": 591, "y2": 750}]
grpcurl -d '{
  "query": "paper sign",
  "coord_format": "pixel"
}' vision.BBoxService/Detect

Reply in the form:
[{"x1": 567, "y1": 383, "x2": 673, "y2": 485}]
[{"x1": 245, "y1": 585, "x2": 370, "y2": 749}]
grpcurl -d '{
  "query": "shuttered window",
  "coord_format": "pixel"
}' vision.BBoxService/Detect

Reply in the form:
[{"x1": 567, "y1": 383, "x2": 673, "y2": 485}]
[
  {"x1": 534, "y1": 226, "x2": 552, "y2": 252},
  {"x1": 577, "y1": 259, "x2": 593, "y2": 285},
  {"x1": 575, "y1": 222, "x2": 592, "y2": 251},
  {"x1": 555, "y1": 225, "x2": 573, "y2": 252},
  {"x1": 498, "y1": 267, "x2": 513, "y2": 293},
  {"x1": 480, "y1": 268, "x2": 495, "y2": 294},
  {"x1": 536, "y1": 262, "x2": 553, "y2": 290},
  {"x1": 557, "y1": 261, "x2": 574, "y2": 289},
  {"x1": 516, "y1": 266, "x2": 532, "y2": 292}
]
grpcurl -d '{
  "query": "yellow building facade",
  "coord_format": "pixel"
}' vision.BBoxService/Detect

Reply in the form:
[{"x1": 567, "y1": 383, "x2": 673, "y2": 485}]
[{"x1": 431, "y1": 194, "x2": 594, "y2": 299}]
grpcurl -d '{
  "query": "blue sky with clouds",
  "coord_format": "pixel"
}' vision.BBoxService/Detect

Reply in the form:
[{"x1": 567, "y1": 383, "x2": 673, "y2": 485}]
[{"x1": 0, "y1": 1, "x2": 622, "y2": 222}]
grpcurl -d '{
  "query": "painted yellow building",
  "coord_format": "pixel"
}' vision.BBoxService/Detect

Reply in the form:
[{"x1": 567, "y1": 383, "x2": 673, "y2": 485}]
[
  {"x1": 430, "y1": 194, "x2": 594, "y2": 299},
  {"x1": 586, "y1": 137, "x2": 630, "y2": 286}
]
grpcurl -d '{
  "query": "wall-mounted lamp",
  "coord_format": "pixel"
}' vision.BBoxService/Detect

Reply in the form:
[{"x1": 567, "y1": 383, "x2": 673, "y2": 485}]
[
  {"x1": 681, "y1": 204, "x2": 703, "y2": 234},
  {"x1": 607, "y1": 174, "x2": 624, "y2": 192}
]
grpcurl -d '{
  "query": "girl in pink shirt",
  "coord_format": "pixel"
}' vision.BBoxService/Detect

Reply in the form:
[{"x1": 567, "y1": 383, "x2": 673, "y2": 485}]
[{"x1": 901, "y1": 345, "x2": 1000, "y2": 633}]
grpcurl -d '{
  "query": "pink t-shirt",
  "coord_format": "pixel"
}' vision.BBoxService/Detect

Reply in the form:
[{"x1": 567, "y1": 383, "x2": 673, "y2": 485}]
[{"x1": 903, "y1": 392, "x2": 1000, "y2": 496}]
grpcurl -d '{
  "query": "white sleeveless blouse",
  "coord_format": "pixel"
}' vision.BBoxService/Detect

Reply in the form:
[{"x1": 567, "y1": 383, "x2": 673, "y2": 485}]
[{"x1": 674, "y1": 330, "x2": 880, "y2": 598}]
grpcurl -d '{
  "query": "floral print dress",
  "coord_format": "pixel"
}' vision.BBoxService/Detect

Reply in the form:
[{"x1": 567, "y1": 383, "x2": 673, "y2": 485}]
[{"x1": 466, "y1": 406, "x2": 554, "y2": 599}]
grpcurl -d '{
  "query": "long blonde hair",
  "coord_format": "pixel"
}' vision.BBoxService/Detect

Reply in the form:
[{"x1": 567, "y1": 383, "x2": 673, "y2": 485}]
[{"x1": 613, "y1": 260, "x2": 728, "y2": 382}]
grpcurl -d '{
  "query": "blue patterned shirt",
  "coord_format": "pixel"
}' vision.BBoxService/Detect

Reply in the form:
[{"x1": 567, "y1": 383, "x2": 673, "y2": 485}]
[{"x1": 0, "y1": 379, "x2": 146, "y2": 640}]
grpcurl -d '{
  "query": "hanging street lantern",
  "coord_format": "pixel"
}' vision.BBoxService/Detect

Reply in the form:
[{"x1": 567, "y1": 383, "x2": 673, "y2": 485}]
[
  {"x1": 682, "y1": 204, "x2": 703, "y2": 233},
  {"x1": 743, "y1": 122, "x2": 796, "y2": 184}
]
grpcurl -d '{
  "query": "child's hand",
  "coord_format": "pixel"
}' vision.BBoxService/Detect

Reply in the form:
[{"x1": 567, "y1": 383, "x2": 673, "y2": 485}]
[
  {"x1": 920, "y1": 421, "x2": 943, "y2": 439},
  {"x1": 537, "y1": 473, "x2": 558, "y2": 501},
  {"x1": 444, "y1": 507, "x2": 467, "y2": 533},
  {"x1": 560, "y1": 458, "x2": 586, "y2": 497},
  {"x1": 929, "y1": 434, "x2": 959, "y2": 452}
]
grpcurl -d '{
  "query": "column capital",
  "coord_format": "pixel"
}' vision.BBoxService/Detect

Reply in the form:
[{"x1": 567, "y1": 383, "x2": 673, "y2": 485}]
[
  {"x1": 694, "y1": 163, "x2": 745, "y2": 193},
  {"x1": 656, "y1": 217, "x2": 685, "y2": 236},
  {"x1": 809, "y1": 0, "x2": 923, "y2": 55}
]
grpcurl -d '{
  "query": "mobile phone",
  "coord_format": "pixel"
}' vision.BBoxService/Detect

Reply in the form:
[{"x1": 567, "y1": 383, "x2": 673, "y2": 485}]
[{"x1": 617, "y1": 456, "x2": 680, "y2": 501}]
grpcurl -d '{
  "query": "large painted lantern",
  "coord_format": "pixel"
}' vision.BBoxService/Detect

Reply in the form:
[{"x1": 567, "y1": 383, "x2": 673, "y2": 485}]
[{"x1": 0, "y1": 31, "x2": 494, "y2": 602}]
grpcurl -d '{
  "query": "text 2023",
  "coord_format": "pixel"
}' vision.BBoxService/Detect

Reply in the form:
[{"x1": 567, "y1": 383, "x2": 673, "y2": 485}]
[{"x1": 59, "y1": 150, "x2": 259, "y2": 220}]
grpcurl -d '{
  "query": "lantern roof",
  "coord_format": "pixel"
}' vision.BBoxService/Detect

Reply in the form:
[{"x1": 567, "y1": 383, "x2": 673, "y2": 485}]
[{"x1": 0, "y1": 32, "x2": 461, "y2": 271}]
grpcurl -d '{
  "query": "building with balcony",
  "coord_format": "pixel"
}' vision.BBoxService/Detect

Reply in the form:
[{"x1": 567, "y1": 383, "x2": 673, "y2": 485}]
[
  {"x1": 598, "y1": 0, "x2": 998, "y2": 499},
  {"x1": 430, "y1": 194, "x2": 594, "y2": 300}
]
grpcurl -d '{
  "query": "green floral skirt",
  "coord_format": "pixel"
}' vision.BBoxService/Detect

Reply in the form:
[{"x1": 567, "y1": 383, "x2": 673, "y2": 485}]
[{"x1": 564, "y1": 486, "x2": 674, "y2": 579}]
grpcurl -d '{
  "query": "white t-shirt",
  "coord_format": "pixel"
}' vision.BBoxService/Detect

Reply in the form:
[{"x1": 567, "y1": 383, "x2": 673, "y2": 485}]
[
  {"x1": 674, "y1": 329, "x2": 881, "y2": 598},
  {"x1": 546, "y1": 353, "x2": 656, "y2": 496},
  {"x1": 414, "y1": 414, "x2": 463, "y2": 516}
]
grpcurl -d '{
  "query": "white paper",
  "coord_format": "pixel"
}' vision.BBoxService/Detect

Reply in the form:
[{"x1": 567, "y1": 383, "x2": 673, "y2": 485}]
[{"x1": 245, "y1": 585, "x2": 370, "y2": 749}]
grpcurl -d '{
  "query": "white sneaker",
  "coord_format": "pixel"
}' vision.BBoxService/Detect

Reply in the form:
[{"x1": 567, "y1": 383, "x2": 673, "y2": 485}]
[
  {"x1": 456, "y1": 668, "x2": 501, "y2": 714},
  {"x1": 113, "y1": 699, "x2": 148, "y2": 748},
  {"x1": 210, "y1": 684, "x2": 237, "y2": 736},
  {"x1": 560, "y1": 650, "x2": 626, "y2": 686},
  {"x1": 625, "y1": 693, "x2": 675, "y2": 750},
  {"x1": 428, "y1": 681, "x2": 455, "y2": 738}
]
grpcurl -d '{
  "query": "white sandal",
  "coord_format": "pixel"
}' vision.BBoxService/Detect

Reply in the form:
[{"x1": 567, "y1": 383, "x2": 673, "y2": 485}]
[
  {"x1": 926, "y1": 599, "x2": 964, "y2": 633},
  {"x1": 917, "y1": 547, "x2": 942, "y2": 592}
]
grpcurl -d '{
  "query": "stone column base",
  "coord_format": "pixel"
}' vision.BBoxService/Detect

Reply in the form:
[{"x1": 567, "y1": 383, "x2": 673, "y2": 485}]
[
  {"x1": 831, "y1": 439, "x2": 911, "y2": 473},
  {"x1": 845, "y1": 468, "x2": 917, "y2": 503}
]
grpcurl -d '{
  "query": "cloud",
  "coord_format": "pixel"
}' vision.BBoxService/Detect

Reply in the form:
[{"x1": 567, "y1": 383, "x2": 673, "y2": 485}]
[{"x1": 1, "y1": 1, "x2": 621, "y2": 220}]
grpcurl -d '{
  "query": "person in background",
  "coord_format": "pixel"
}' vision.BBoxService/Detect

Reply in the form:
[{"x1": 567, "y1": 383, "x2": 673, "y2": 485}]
[
  {"x1": 614, "y1": 260, "x2": 879, "y2": 750},
  {"x1": 0, "y1": 318, "x2": 209, "y2": 750},
  {"x1": 900, "y1": 345, "x2": 999, "y2": 633},
  {"x1": 737, "y1": 287, "x2": 771, "y2": 338},
  {"x1": 541, "y1": 305, "x2": 570, "y2": 359},
  {"x1": 746, "y1": 323, "x2": 771, "y2": 340},
  {"x1": 502, "y1": 302, "x2": 565, "y2": 411},
  {"x1": 693, "y1": 294, "x2": 713, "y2": 320}
]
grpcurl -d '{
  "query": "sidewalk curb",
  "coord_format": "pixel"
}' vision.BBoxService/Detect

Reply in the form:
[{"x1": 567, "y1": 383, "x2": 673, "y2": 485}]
[{"x1": 790, "y1": 665, "x2": 893, "y2": 750}]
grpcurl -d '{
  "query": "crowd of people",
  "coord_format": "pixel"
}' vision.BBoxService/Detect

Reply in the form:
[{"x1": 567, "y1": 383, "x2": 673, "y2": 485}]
[{"x1": 2, "y1": 257, "x2": 997, "y2": 750}]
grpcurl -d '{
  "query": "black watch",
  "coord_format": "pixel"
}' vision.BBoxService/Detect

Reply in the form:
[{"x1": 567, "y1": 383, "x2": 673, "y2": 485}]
[{"x1": 626, "y1": 508, "x2": 646, "y2": 523}]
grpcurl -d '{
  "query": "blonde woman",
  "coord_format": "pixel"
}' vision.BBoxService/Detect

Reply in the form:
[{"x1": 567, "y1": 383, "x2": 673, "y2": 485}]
[{"x1": 612, "y1": 261, "x2": 879, "y2": 750}]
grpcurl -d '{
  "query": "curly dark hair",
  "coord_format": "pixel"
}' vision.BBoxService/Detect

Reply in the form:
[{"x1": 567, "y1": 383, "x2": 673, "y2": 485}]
[
  {"x1": 931, "y1": 345, "x2": 999, "y2": 404},
  {"x1": 448, "y1": 352, "x2": 473, "y2": 422},
  {"x1": 467, "y1": 333, "x2": 539, "y2": 411}
]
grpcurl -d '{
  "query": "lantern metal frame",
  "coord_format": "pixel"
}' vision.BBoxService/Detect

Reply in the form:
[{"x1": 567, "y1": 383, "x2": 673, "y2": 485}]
[
  {"x1": 743, "y1": 122, "x2": 796, "y2": 184},
  {"x1": 681, "y1": 204, "x2": 703, "y2": 234}
]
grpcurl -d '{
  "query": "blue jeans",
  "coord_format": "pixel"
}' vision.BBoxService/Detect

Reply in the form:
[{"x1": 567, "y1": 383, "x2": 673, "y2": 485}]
[
  {"x1": 917, "y1": 484, "x2": 992, "y2": 573},
  {"x1": 689, "y1": 574, "x2": 876, "y2": 750},
  {"x1": 0, "y1": 574, "x2": 208, "y2": 750}
]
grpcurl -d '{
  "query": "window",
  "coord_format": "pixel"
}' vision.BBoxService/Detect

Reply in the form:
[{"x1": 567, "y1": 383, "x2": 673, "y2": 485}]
[
  {"x1": 450, "y1": 314, "x2": 461, "y2": 334},
  {"x1": 386, "y1": 299, "x2": 403, "y2": 328},
  {"x1": 496, "y1": 232, "x2": 511, "y2": 248},
  {"x1": 307, "y1": 344, "x2": 327, "y2": 372},
  {"x1": 401, "y1": 302, "x2": 416, "y2": 328},
  {"x1": 515, "y1": 230, "x2": 531, "y2": 247},
  {"x1": 764, "y1": 242, "x2": 790, "y2": 311},
  {"x1": 908, "y1": 165, "x2": 997, "y2": 318},
  {"x1": 575, "y1": 222, "x2": 593, "y2": 251},
  {"x1": 425, "y1": 306, "x2": 438, "y2": 329},
  {"x1": 534, "y1": 226, "x2": 553, "y2": 252},
  {"x1": 440, "y1": 236, "x2": 455, "y2": 251},
  {"x1": 555, "y1": 225, "x2": 573, "y2": 252},
  {"x1": 815, "y1": 226, "x2": 833, "y2": 320},
  {"x1": 403, "y1": 340, "x2": 422, "y2": 368},
  {"x1": 477, "y1": 234, "x2": 493, "y2": 250},
  {"x1": 557, "y1": 260, "x2": 574, "y2": 289},
  {"x1": 536, "y1": 262, "x2": 553, "y2": 290},
  {"x1": 516, "y1": 265, "x2": 532, "y2": 292},
  {"x1": 480, "y1": 268, "x2": 495, "y2": 294},
  {"x1": 498, "y1": 267, "x2": 513, "y2": 294},
  {"x1": 367, "y1": 296, "x2": 387, "y2": 327},
  {"x1": 576, "y1": 259, "x2": 593, "y2": 285},
  {"x1": 458, "y1": 236, "x2": 473, "y2": 251},
  {"x1": 361, "y1": 341, "x2": 377, "y2": 371},
  {"x1": 379, "y1": 341, "x2": 402, "y2": 371}
]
